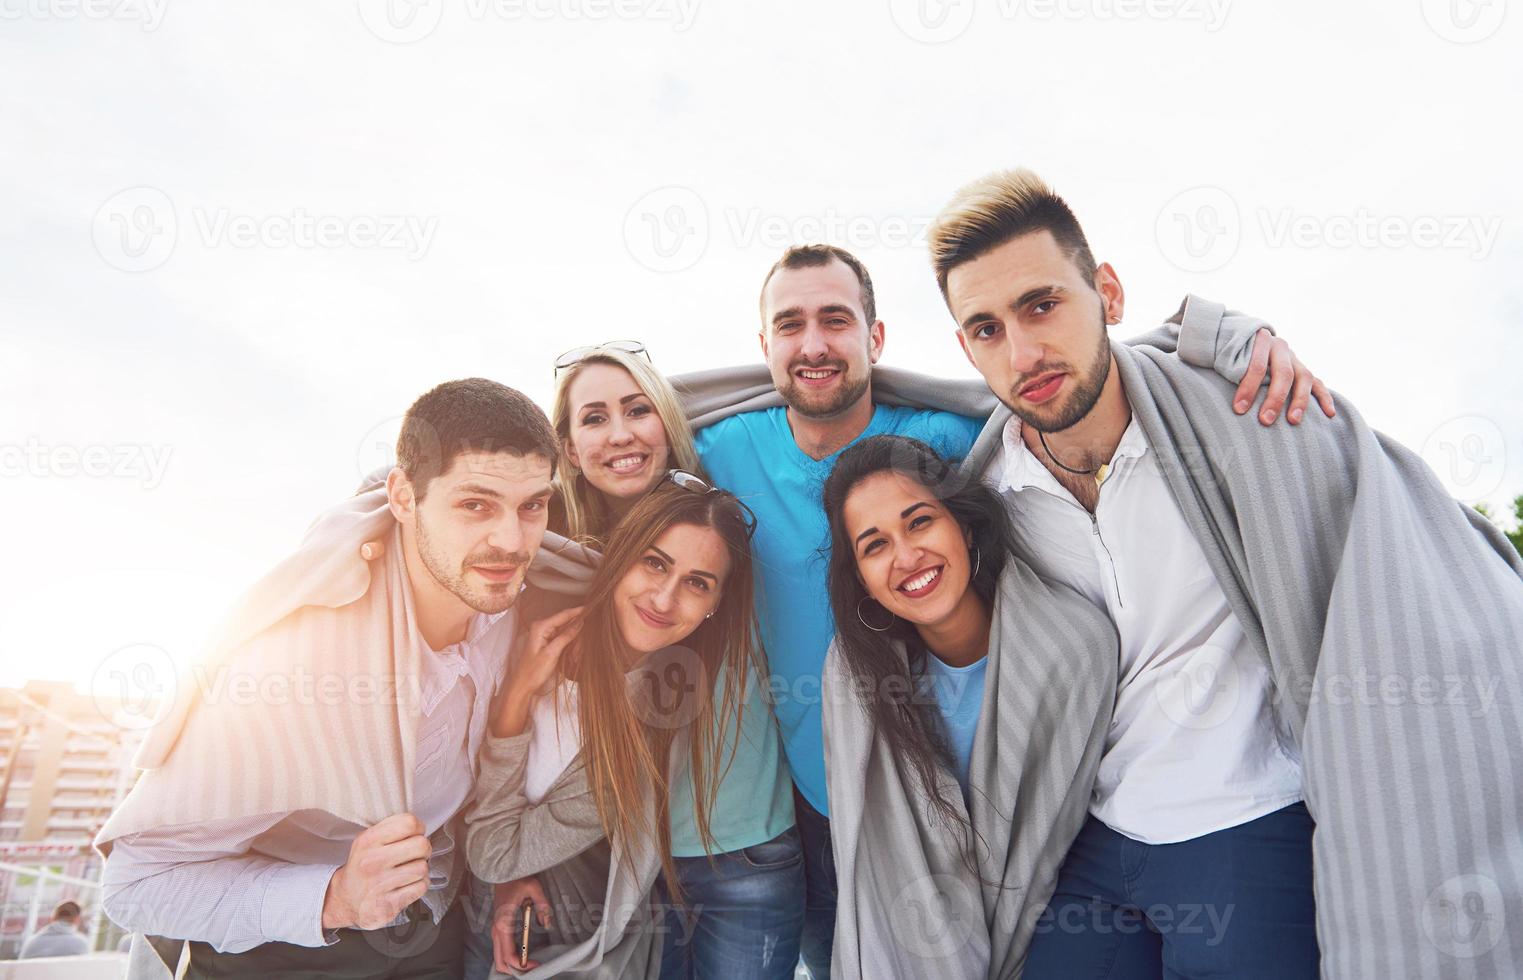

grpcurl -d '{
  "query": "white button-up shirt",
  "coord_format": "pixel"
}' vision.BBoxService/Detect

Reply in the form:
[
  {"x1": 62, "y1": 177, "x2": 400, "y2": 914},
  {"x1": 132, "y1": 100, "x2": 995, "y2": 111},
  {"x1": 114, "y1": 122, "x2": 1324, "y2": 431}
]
[
  {"x1": 986, "y1": 415, "x2": 1302, "y2": 844},
  {"x1": 102, "y1": 609, "x2": 508, "y2": 952}
]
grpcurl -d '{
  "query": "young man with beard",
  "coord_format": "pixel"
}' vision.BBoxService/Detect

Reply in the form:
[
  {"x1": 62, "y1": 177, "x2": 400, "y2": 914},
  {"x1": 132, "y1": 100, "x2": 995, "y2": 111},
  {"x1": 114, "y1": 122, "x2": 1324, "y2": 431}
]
[
  {"x1": 695, "y1": 244, "x2": 1323, "y2": 978},
  {"x1": 933, "y1": 169, "x2": 1523, "y2": 978},
  {"x1": 96, "y1": 379, "x2": 558, "y2": 979}
]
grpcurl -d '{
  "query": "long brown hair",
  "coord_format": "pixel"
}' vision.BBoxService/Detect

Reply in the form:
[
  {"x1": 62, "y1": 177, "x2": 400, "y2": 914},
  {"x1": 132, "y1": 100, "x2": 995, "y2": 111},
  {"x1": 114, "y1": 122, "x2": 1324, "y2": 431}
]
[{"x1": 565, "y1": 481, "x2": 762, "y2": 895}]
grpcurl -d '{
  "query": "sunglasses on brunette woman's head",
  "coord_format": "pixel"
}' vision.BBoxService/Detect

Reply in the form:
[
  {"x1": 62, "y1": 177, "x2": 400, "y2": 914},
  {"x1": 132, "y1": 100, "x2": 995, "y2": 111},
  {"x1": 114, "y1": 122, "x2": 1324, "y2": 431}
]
[
  {"x1": 659, "y1": 469, "x2": 759, "y2": 540},
  {"x1": 553, "y1": 340, "x2": 650, "y2": 377}
]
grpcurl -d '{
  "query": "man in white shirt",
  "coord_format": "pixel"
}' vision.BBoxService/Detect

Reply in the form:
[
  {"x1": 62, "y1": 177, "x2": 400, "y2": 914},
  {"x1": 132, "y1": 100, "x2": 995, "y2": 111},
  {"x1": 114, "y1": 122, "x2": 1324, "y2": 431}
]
[
  {"x1": 99, "y1": 379, "x2": 559, "y2": 979},
  {"x1": 931, "y1": 170, "x2": 1326, "y2": 978}
]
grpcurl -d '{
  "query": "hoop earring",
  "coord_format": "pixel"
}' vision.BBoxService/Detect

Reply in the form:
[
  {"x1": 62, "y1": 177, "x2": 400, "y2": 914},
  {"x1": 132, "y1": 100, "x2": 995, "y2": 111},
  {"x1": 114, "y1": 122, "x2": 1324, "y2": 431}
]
[
  {"x1": 856, "y1": 596, "x2": 894, "y2": 633},
  {"x1": 971, "y1": 545, "x2": 982, "y2": 579}
]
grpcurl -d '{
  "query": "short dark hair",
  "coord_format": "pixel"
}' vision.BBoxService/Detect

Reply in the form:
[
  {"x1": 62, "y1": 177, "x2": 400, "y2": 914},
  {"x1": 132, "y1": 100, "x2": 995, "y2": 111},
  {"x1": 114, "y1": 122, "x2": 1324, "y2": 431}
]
[
  {"x1": 54, "y1": 901, "x2": 81, "y2": 920},
  {"x1": 929, "y1": 168, "x2": 1097, "y2": 296},
  {"x1": 396, "y1": 379, "x2": 557, "y2": 501},
  {"x1": 758, "y1": 244, "x2": 877, "y2": 325}
]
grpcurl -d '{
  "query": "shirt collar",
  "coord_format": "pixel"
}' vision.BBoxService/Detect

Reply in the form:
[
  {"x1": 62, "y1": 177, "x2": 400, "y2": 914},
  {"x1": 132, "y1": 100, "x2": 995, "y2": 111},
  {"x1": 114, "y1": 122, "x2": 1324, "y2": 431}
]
[
  {"x1": 998, "y1": 414, "x2": 1150, "y2": 494},
  {"x1": 418, "y1": 610, "x2": 508, "y2": 716}
]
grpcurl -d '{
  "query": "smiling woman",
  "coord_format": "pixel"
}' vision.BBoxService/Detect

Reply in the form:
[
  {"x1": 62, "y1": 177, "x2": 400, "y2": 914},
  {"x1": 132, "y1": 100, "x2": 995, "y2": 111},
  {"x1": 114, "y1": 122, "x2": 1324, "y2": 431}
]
[
  {"x1": 463, "y1": 479, "x2": 766, "y2": 977},
  {"x1": 819, "y1": 434, "x2": 1122, "y2": 979},
  {"x1": 550, "y1": 346, "x2": 705, "y2": 545}
]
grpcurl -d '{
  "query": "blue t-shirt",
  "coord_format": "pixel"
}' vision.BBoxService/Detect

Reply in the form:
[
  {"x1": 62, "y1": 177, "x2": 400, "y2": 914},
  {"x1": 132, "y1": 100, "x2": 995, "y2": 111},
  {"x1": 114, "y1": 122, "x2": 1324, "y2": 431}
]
[
  {"x1": 921, "y1": 653, "x2": 990, "y2": 803},
  {"x1": 696, "y1": 403, "x2": 985, "y2": 816}
]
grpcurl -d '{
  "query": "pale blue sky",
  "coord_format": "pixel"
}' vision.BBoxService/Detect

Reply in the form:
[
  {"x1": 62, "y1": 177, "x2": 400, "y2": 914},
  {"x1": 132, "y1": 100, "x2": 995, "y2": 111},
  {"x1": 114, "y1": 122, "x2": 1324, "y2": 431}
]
[{"x1": 2, "y1": 0, "x2": 1519, "y2": 692}]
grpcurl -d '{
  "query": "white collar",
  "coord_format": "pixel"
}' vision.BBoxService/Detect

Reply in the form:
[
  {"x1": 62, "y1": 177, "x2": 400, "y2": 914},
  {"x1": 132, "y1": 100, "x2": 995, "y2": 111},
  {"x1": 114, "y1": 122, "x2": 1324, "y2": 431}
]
[{"x1": 998, "y1": 414, "x2": 1150, "y2": 495}]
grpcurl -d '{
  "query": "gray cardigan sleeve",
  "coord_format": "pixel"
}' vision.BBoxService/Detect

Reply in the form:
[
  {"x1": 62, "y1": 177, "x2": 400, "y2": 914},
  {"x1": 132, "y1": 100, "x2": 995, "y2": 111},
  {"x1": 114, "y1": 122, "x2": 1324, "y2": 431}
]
[{"x1": 462, "y1": 731, "x2": 606, "y2": 884}]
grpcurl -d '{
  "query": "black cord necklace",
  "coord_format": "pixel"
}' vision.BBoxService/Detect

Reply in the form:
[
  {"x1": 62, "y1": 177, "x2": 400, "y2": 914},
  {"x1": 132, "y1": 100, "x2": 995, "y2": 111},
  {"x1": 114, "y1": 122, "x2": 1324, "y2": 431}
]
[{"x1": 1037, "y1": 429, "x2": 1100, "y2": 476}]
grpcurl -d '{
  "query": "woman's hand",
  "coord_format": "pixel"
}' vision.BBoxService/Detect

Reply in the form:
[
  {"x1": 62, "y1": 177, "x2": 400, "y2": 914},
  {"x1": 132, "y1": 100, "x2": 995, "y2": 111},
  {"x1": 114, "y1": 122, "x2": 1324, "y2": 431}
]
[
  {"x1": 360, "y1": 539, "x2": 385, "y2": 561},
  {"x1": 491, "y1": 606, "x2": 585, "y2": 737},
  {"x1": 508, "y1": 606, "x2": 584, "y2": 700},
  {"x1": 491, "y1": 876, "x2": 552, "y2": 974}
]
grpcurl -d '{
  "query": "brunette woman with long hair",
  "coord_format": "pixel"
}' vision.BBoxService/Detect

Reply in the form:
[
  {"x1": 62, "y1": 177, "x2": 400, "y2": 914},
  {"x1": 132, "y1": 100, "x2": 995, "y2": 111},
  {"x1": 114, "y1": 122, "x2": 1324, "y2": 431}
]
[
  {"x1": 463, "y1": 475, "x2": 767, "y2": 978},
  {"x1": 819, "y1": 435, "x2": 1119, "y2": 979}
]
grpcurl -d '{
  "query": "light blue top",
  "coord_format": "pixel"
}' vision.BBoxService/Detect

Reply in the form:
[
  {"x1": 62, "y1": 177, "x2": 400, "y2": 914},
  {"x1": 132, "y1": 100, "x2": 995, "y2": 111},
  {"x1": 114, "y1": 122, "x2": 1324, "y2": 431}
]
[
  {"x1": 696, "y1": 403, "x2": 985, "y2": 816},
  {"x1": 667, "y1": 666, "x2": 794, "y2": 857},
  {"x1": 921, "y1": 652, "x2": 990, "y2": 803}
]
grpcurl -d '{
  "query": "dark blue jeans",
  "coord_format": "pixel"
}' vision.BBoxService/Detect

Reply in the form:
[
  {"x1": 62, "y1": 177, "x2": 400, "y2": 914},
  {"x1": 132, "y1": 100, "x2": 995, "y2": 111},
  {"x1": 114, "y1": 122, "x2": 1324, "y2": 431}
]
[
  {"x1": 792, "y1": 787, "x2": 837, "y2": 979},
  {"x1": 1023, "y1": 802, "x2": 1319, "y2": 979},
  {"x1": 658, "y1": 825, "x2": 806, "y2": 980}
]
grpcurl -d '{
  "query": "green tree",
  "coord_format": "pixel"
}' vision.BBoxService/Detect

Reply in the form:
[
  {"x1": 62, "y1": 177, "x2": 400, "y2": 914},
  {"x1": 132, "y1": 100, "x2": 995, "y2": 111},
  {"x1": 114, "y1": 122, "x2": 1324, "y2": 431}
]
[{"x1": 1474, "y1": 495, "x2": 1523, "y2": 557}]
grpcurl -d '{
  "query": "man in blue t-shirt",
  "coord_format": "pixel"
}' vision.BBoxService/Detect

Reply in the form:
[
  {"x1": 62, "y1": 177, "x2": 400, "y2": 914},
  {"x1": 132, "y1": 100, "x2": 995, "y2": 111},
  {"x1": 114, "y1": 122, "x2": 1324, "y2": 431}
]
[{"x1": 696, "y1": 244, "x2": 984, "y2": 978}]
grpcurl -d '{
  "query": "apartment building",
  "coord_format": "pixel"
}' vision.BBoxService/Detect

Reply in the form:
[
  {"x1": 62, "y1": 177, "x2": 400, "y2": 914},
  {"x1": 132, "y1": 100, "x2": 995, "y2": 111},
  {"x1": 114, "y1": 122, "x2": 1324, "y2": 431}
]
[{"x1": 0, "y1": 681, "x2": 141, "y2": 850}]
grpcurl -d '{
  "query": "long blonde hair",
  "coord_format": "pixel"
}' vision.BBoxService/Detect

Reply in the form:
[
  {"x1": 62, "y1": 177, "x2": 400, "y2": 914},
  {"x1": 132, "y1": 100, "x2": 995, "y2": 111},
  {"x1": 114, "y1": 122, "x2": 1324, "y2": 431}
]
[{"x1": 550, "y1": 348, "x2": 704, "y2": 545}]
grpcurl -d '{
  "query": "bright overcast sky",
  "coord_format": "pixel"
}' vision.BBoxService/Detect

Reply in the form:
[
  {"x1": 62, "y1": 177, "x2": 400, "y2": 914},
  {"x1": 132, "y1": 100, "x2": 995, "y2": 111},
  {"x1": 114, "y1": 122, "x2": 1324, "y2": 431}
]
[{"x1": 2, "y1": 0, "x2": 1519, "y2": 696}]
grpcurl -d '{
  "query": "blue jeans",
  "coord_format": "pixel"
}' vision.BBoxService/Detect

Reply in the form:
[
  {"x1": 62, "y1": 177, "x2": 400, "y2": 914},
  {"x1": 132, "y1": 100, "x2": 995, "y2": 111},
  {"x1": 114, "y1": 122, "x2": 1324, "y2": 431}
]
[
  {"x1": 792, "y1": 787, "x2": 836, "y2": 979},
  {"x1": 658, "y1": 826, "x2": 806, "y2": 980},
  {"x1": 1023, "y1": 802, "x2": 1319, "y2": 979}
]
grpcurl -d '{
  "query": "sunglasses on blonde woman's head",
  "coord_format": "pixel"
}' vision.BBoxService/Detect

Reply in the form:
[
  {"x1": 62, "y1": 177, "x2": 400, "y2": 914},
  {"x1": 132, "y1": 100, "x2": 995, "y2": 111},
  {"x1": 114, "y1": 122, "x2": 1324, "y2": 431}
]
[
  {"x1": 553, "y1": 340, "x2": 650, "y2": 377},
  {"x1": 659, "y1": 469, "x2": 759, "y2": 541}
]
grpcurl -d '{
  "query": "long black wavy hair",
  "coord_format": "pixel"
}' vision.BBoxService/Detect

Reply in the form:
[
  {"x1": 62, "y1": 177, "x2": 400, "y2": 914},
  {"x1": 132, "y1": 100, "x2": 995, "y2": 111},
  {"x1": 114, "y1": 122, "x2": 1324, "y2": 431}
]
[{"x1": 822, "y1": 434, "x2": 1019, "y2": 842}]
